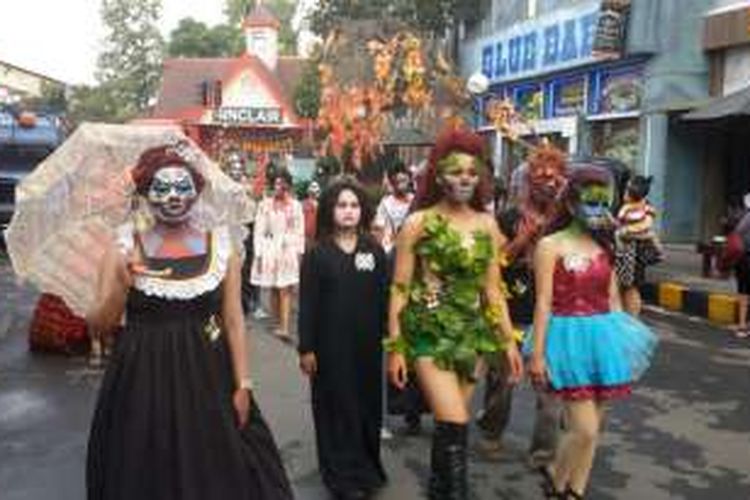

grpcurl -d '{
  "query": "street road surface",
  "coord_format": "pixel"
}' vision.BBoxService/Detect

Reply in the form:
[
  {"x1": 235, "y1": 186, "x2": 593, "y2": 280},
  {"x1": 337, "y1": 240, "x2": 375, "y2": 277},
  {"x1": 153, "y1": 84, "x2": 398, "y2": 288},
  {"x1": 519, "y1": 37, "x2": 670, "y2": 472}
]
[{"x1": 1, "y1": 261, "x2": 749, "y2": 499}]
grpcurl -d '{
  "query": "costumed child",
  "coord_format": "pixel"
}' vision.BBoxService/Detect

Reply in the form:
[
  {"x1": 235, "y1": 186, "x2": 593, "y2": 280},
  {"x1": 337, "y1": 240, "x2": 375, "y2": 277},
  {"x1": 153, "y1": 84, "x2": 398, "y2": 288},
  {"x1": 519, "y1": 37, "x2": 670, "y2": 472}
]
[
  {"x1": 614, "y1": 175, "x2": 662, "y2": 316},
  {"x1": 527, "y1": 163, "x2": 657, "y2": 499}
]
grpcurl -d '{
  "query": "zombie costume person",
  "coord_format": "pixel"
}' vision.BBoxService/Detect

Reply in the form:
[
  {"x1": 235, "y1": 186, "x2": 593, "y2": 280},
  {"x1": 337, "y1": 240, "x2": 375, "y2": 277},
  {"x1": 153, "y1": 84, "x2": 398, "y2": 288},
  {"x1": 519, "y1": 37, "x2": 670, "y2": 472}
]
[
  {"x1": 298, "y1": 179, "x2": 388, "y2": 499},
  {"x1": 373, "y1": 161, "x2": 426, "y2": 435},
  {"x1": 86, "y1": 145, "x2": 293, "y2": 500},
  {"x1": 386, "y1": 128, "x2": 523, "y2": 500},
  {"x1": 373, "y1": 163, "x2": 415, "y2": 254},
  {"x1": 224, "y1": 151, "x2": 259, "y2": 314},
  {"x1": 302, "y1": 181, "x2": 321, "y2": 249},
  {"x1": 478, "y1": 146, "x2": 568, "y2": 463},
  {"x1": 251, "y1": 169, "x2": 304, "y2": 340},
  {"x1": 525, "y1": 163, "x2": 656, "y2": 499}
]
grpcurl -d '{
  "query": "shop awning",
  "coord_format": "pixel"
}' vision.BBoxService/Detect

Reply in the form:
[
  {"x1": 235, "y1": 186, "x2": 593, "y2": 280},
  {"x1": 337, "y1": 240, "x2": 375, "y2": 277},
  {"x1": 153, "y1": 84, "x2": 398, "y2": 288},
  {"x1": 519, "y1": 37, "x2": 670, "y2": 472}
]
[{"x1": 683, "y1": 85, "x2": 750, "y2": 121}]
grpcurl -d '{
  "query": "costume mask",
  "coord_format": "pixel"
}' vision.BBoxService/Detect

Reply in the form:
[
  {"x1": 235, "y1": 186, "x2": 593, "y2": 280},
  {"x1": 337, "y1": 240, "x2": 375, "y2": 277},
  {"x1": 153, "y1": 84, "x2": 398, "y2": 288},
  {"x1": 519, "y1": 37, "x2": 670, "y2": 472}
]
[
  {"x1": 147, "y1": 166, "x2": 198, "y2": 224},
  {"x1": 528, "y1": 159, "x2": 565, "y2": 205},
  {"x1": 574, "y1": 184, "x2": 614, "y2": 231},
  {"x1": 226, "y1": 155, "x2": 245, "y2": 183},
  {"x1": 308, "y1": 182, "x2": 321, "y2": 199},
  {"x1": 438, "y1": 153, "x2": 480, "y2": 205},
  {"x1": 334, "y1": 189, "x2": 361, "y2": 230}
]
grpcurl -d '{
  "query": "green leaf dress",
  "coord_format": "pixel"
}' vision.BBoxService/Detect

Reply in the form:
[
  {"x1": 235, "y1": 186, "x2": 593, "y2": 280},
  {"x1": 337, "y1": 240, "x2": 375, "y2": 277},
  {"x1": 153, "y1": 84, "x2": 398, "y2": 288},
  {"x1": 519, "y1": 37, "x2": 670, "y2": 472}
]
[{"x1": 386, "y1": 214, "x2": 505, "y2": 380}]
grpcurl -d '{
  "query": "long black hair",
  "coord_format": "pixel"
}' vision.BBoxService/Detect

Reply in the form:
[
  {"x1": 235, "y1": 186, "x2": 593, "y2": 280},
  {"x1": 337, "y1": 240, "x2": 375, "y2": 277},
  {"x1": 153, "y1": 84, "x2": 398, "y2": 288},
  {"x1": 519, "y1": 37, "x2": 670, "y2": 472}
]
[{"x1": 315, "y1": 176, "x2": 375, "y2": 243}]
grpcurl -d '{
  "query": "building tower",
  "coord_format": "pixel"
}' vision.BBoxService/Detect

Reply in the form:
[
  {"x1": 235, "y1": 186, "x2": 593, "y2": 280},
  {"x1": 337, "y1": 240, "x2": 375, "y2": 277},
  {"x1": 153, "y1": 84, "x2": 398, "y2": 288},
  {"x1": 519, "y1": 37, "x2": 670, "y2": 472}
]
[{"x1": 243, "y1": 0, "x2": 280, "y2": 71}]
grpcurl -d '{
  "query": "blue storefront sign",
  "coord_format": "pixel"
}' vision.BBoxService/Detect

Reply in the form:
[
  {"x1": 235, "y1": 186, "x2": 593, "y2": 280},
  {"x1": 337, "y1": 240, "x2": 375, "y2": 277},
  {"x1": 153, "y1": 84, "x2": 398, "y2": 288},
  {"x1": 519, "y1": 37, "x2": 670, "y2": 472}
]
[{"x1": 478, "y1": 1, "x2": 601, "y2": 84}]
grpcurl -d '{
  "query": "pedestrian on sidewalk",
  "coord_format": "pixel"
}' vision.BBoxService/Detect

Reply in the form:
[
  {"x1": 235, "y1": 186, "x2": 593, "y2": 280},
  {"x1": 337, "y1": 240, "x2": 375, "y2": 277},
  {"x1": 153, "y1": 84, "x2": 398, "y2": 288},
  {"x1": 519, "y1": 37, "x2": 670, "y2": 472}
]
[
  {"x1": 526, "y1": 163, "x2": 657, "y2": 499},
  {"x1": 251, "y1": 169, "x2": 304, "y2": 341},
  {"x1": 298, "y1": 177, "x2": 388, "y2": 500},
  {"x1": 614, "y1": 175, "x2": 662, "y2": 316},
  {"x1": 728, "y1": 192, "x2": 750, "y2": 338},
  {"x1": 386, "y1": 128, "x2": 523, "y2": 500},
  {"x1": 86, "y1": 144, "x2": 293, "y2": 500},
  {"x1": 477, "y1": 146, "x2": 568, "y2": 465}
]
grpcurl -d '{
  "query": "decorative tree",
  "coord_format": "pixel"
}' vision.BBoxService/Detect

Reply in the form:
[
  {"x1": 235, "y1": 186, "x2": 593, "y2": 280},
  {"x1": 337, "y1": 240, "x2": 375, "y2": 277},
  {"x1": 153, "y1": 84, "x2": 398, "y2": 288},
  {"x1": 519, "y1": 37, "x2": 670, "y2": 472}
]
[{"x1": 313, "y1": 24, "x2": 471, "y2": 170}]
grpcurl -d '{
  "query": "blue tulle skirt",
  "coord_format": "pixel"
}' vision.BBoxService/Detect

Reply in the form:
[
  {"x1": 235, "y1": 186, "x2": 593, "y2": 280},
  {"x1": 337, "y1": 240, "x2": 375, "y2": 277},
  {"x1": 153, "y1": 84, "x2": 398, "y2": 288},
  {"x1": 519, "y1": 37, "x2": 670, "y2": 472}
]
[{"x1": 523, "y1": 311, "x2": 657, "y2": 399}]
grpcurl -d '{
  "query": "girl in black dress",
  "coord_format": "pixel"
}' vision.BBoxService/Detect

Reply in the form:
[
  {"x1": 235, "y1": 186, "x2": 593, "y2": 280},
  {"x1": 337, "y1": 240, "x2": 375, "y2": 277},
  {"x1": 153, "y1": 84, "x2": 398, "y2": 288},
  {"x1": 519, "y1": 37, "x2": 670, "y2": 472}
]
[
  {"x1": 86, "y1": 144, "x2": 293, "y2": 500},
  {"x1": 297, "y1": 178, "x2": 388, "y2": 499}
]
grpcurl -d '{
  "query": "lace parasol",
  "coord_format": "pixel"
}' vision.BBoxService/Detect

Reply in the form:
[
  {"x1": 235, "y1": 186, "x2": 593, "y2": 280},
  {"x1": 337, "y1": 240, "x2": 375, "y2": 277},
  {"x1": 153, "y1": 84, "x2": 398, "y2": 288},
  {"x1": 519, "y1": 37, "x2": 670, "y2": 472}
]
[{"x1": 4, "y1": 123, "x2": 250, "y2": 316}]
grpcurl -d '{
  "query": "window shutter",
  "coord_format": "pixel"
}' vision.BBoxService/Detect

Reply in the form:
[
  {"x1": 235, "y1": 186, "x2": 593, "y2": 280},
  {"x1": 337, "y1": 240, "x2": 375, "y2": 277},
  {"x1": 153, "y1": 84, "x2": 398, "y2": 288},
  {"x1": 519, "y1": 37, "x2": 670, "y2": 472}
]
[{"x1": 214, "y1": 80, "x2": 223, "y2": 107}]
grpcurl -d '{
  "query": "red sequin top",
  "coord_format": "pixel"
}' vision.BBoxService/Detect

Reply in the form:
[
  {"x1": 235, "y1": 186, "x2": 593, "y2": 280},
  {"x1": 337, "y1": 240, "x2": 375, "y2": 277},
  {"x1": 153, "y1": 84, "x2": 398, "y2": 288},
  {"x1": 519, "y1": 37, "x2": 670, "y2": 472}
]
[{"x1": 552, "y1": 252, "x2": 612, "y2": 316}]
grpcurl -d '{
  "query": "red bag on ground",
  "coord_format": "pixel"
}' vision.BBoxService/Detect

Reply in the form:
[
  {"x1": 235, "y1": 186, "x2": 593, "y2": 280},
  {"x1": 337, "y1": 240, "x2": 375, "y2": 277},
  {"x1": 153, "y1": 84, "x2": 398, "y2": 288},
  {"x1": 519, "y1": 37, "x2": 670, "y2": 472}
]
[
  {"x1": 29, "y1": 293, "x2": 89, "y2": 354},
  {"x1": 718, "y1": 232, "x2": 745, "y2": 272}
]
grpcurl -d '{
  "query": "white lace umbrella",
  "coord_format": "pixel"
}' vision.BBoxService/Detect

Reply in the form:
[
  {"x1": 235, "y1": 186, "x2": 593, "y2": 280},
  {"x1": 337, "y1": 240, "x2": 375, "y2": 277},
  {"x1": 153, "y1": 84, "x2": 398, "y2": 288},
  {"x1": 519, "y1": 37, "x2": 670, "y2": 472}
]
[{"x1": 4, "y1": 123, "x2": 248, "y2": 316}]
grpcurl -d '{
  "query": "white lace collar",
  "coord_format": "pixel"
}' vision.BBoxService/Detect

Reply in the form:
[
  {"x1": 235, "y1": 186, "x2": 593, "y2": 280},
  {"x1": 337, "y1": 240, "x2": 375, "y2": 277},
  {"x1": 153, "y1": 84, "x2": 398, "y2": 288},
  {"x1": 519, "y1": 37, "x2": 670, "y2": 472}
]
[{"x1": 116, "y1": 223, "x2": 232, "y2": 300}]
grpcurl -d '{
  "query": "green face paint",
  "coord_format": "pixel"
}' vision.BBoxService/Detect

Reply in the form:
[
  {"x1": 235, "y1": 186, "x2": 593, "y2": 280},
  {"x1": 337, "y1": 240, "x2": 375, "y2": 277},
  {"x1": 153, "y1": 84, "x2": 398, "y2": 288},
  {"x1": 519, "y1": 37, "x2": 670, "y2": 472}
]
[
  {"x1": 579, "y1": 184, "x2": 614, "y2": 207},
  {"x1": 437, "y1": 152, "x2": 483, "y2": 175},
  {"x1": 437, "y1": 153, "x2": 482, "y2": 204}
]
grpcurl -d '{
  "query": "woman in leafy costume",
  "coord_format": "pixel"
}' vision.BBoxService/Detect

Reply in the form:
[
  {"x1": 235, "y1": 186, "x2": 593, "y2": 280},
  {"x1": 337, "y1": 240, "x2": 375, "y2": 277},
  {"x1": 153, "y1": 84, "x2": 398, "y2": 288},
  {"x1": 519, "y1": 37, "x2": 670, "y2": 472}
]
[{"x1": 386, "y1": 128, "x2": 523, "y2": 500}]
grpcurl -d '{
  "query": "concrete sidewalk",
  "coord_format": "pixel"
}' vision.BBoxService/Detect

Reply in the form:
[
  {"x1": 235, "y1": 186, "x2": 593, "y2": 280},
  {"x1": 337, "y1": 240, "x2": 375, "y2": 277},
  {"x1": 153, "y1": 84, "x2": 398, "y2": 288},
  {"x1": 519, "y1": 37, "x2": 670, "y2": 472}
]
[{"x1": 643, "y1": 244, "x2": 741, "y2": 325}]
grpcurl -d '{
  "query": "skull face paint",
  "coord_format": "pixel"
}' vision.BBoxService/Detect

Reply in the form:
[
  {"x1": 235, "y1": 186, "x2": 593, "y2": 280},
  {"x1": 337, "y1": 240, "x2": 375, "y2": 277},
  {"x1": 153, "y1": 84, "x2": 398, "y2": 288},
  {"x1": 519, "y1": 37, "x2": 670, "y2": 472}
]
[
  {"x1": 147, "y1": 166, "x2": 198, "y2": 224},
  {"x1": 438, "y1": 153, "x2": 481, "y2": 205}
]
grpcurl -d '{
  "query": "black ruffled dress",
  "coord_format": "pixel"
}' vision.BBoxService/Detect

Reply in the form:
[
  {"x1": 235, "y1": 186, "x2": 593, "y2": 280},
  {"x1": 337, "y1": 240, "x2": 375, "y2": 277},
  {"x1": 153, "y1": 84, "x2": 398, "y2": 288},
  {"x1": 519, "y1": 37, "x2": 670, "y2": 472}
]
[{"x1": 86, "y1": 226, "x2": 293, "y2": 500}]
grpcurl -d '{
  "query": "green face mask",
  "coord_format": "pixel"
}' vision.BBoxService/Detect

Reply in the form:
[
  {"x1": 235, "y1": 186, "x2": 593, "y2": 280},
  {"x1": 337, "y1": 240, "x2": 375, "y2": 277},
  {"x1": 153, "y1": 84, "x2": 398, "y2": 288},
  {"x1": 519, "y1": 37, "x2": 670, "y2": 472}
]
[{"x1": 574, "y1": 184, "x2": 614, "y2": 230}]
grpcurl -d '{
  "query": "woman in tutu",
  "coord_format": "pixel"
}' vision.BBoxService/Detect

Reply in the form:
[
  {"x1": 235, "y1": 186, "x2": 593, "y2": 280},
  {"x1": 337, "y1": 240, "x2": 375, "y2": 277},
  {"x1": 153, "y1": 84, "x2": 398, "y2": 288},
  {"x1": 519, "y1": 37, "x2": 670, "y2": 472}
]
[
  {"x1": 86, "y1": 144, "x2": 293, "y2": 500},
  {"x1": 526, "y1": 163, "x2": 656, "y2": 499}
]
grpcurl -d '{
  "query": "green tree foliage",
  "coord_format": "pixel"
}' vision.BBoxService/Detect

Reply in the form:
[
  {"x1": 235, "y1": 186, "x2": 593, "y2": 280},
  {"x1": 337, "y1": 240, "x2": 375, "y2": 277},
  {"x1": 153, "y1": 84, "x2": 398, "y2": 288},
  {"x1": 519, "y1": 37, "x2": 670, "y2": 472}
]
[
  {"x1": 293, "y1": 59, "x2": 321, "y2": 119},
  {"x1": 96, "y1": 0, "x2": 164, "y2": 120},
  {"x1": 67, "y1": 84, "x2": 124, "y2": 124},
  {"x1": 21, "y1": 82, "x2": 68, "y2": 113},
  {"x1": 224, "y1": 0, "x2": 297, "y2": 55},
  {"x1": 167, "y1": 18, "x2": 243, "y2": 57},
  {"x1": 309, "y1": 0, "x2": 483, "y2": 37}
]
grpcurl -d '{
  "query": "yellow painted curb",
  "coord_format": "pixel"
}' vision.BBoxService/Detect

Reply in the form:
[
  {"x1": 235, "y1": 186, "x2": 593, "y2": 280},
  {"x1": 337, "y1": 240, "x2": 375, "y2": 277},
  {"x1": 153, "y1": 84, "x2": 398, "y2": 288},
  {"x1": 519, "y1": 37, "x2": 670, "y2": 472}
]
[
  {"x1": 708, "y1": 294, "x2": 738, "y2": 325},
  {"x1": 658, "y1": 283, "x2": 685, "y2": 311}
]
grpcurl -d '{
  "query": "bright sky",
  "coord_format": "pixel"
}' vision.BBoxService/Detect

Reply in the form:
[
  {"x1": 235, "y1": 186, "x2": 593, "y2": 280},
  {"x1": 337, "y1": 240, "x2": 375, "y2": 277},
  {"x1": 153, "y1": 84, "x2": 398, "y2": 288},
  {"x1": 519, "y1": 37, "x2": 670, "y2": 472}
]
[{"x1": 0, "y1": 1, "x2": 227, "y2": 85}]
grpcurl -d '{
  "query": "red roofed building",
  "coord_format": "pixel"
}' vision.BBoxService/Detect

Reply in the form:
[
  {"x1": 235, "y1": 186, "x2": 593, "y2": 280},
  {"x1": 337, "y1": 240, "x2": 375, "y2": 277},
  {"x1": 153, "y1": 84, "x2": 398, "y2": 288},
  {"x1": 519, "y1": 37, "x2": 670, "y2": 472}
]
[{"x1": 149, "y1": 1, "x2": 307, "y2": 162}]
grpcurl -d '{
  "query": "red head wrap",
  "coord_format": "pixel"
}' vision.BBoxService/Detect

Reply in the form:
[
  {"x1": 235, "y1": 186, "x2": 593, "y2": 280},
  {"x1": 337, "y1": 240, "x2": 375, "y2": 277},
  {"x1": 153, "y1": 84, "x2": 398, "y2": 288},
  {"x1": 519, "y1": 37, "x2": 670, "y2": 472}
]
[{"x1": 131, "y1": 143, "x2": 205, "y2": 196}]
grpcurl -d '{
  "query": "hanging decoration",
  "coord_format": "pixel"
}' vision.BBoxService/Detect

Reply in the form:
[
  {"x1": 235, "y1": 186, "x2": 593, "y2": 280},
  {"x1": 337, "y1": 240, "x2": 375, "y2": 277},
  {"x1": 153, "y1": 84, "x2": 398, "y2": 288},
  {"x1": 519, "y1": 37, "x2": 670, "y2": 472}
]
[
  {"x1": 485, "y1": 95, "x2": 546, "y2": 152},
  {"x1": 315, "y1": 23, "x2": 472, "y2": 170}
]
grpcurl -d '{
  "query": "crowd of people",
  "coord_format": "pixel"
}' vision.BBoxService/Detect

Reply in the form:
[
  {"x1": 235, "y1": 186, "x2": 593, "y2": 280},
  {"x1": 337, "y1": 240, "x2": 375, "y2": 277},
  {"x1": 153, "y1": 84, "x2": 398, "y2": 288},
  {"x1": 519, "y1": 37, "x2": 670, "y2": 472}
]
[{"x1": 21, "y1": 126, "x2": 666, "y2": 500}]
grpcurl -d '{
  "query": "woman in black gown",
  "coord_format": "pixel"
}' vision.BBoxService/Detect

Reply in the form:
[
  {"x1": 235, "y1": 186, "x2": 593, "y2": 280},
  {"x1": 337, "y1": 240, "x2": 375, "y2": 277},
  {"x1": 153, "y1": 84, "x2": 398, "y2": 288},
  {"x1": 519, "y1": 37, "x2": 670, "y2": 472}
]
[
  {"x1": 86, "y1": 144, "x2": 293, "y2": 500},
  {"x1": 297, "y1": 178, "x2": 388, "y2": 499}
]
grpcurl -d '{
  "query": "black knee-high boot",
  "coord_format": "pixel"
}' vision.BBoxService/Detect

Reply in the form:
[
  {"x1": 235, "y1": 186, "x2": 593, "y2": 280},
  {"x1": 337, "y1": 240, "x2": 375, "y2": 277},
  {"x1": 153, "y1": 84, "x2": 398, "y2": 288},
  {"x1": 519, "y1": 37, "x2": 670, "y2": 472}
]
[{"x1": 428, "y1": 421, "x2": 468, "y2": 500}]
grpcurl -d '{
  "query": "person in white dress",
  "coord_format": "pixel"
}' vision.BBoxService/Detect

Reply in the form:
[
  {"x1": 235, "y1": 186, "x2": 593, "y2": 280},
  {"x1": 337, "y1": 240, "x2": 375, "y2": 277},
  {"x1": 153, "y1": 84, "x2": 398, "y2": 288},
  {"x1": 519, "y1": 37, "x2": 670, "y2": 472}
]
[{"x1": 251, "y1": 169, "x2": 304, "y2": 340}]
